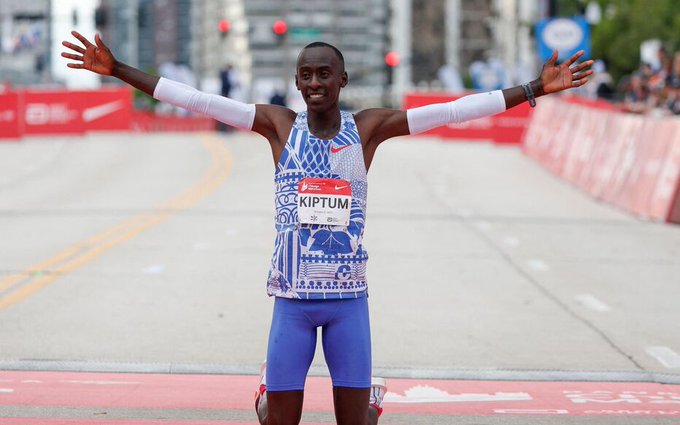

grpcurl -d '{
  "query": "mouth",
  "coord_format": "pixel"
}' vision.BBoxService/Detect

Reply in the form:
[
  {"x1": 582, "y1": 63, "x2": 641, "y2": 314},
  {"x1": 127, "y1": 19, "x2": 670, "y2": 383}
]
[{"x1": 308, "y1": 93, "x2": 325, "y2": 100}]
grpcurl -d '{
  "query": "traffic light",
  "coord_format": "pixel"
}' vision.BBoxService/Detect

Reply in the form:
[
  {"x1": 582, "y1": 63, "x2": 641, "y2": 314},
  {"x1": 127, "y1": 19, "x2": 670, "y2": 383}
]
[
  {"x1": 219, "y1": 19, "x2": 230, "y2": 38},
  {"x1": 385, "y1": 51, "x2": 400, "y2": 67},
  {"x1": 272, "y1": 20, "x2": 287, "y2": 44}
]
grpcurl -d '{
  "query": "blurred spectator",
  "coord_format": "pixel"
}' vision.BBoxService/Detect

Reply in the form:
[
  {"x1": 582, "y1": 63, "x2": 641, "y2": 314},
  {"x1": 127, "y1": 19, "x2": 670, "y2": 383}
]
[
  {"x1": 437, "y1": 64, "x2": 464, "y2": 94},
  {"x1": 587, "y1": 60, "x2": 615, "y2": 100},
  {"x1": 623, "y1": 72, "x2": 649, "y2": 114},
  {"x1": 269, "y1": 90, "x2": 286, "y2": 106},
  {"x1": 666, "y1": 52, "x2": 680, "y2": 115},
  {"x1": 220, "y1": 64, "x2": 234, "y2": 98},
  {"x1": 616, "y1": 47, "x2": 680, "y2": 116}
]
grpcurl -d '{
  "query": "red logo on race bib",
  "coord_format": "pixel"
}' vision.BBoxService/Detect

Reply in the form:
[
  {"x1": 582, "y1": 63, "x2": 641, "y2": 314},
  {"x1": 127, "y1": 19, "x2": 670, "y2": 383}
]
[{"x1": 297, "y1": 178, "x2": 352, "y2": 196}]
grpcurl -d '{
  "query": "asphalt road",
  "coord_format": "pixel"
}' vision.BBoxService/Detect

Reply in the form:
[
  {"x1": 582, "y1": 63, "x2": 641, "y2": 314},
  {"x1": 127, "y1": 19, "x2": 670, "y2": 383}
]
[{"x1": 1, "y1": 131, "x2": 679, "y2": 424}]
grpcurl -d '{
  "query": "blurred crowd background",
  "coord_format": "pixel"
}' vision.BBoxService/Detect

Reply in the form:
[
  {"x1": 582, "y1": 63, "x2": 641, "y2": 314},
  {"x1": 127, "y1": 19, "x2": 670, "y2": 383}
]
[{"x1": 0, "y1": 0, "x2": 678, "y2": 115}]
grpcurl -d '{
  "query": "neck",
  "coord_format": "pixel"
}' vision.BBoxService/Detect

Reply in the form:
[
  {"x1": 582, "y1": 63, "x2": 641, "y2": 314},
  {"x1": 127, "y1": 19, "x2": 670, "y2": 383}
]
[{"x1": 307, "y1": 107, "x2": 341, "y2": 140}]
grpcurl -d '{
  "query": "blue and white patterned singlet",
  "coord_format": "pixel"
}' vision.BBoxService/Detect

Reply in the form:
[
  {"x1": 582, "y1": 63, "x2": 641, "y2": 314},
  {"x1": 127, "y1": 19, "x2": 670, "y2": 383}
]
[{"x1": 267, "y1": 111, "x2": 368, "y2": 299}]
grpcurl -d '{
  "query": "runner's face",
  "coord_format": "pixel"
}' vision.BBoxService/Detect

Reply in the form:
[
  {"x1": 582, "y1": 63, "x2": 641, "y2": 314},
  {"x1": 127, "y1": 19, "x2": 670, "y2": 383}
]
[{"x1": 295, "y1": 47, "x2": 347, "y2": 111}]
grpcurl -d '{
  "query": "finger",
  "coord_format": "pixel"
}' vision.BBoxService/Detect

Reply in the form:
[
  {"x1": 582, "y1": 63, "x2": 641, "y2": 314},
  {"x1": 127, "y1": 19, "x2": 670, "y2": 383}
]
[
  {"x1": 66, "y1": 63, "x2": 84, "y2": 69},
  {"x1": 572, "y1": 77, "x2": 589, "y2": 87},
  {"x1": 572, "y1": 70, "x2": 593, "y2": 80},
  {"x1": 61, "y1": 41, "x2": 85, "y2": 54},
  {"x1": 94, "y1": 33, "x2": 105, "y2": 49},
  {"x1": 61, "y1": 52, "x2": 83, "y2": 61},
  {"x1": 547, "y1": 49, "x2": 558, "y2": 66},
  {"x1": 570, "y1": 60, "x2": 594, "y2": 73},
  {"x1": 566, "y1": 50, "x2": 585, "y2": 66},
  {"x1": 71, "y1": 30, "x2": 93, "y2": 47}
]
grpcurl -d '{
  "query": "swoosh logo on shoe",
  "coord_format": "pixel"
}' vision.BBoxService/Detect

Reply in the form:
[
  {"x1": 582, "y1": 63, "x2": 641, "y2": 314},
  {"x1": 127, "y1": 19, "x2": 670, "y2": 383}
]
[
  {"x1": 82, "y1": 100, "x2": 126, "y2": 122},
  {"x1": 331, "y1": 145, "x2": 351, "y2": 154}
]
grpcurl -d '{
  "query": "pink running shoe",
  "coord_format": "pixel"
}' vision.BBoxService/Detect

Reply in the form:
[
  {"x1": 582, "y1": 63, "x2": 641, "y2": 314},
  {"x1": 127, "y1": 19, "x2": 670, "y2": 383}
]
[
  {"x1": 369, "y1": 377, "x2": 387, "y2": 417},
  {"x1": 254, "y1": 361, "x2": 267, "y2": 423}
]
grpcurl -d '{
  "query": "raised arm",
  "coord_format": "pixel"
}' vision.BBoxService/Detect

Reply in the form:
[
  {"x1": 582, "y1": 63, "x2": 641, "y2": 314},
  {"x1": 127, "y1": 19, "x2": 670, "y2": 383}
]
[
  {"x1": 62, "y1": 31, "x2": 158, "y2": 95},
  {"x1": 61, "y1": 31, "x2": 295, "y2": 160},
  {"x1": 356, "y1": 49, "x2": 594, "y2": 151}
]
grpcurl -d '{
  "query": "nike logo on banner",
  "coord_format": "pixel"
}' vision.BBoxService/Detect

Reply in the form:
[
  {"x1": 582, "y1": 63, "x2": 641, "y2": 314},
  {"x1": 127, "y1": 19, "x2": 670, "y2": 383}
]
[
  {"x1": 82, "y1": 100, "x2": 126, "y2": 122},
  {"x1": 334, "y1": 185, "x2": 348, "y2": 190},
  {"x1": 330, "y1": 145, "x2": 351, "y2": 154}
]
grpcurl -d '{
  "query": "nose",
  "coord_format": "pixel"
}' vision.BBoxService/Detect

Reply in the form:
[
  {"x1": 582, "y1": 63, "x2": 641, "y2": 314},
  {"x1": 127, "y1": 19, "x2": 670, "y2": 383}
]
[{"x1": 309, "y1": 74, "x2": 321, "y2": 89}]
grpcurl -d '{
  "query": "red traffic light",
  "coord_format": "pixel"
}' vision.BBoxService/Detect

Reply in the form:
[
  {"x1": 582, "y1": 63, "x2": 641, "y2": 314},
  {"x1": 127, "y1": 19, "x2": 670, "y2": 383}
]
[
  {"x1": 272, "y1": 20, "x2": 288, "y2": 35},
  {"x1": 385, "y1": 51, "x2": 400, "y2": 67},
  {"x1": 219, "y1": 19, "x2": 230, "y2": 33}
]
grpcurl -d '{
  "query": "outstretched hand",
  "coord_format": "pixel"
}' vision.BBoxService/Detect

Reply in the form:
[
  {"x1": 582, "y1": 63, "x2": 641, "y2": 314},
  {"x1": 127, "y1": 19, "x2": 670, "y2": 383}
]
[
  {"x1": 61, "y1": 31, "x2": 115, "y2": 76},
  {"x1": 540, "y1": 50, "x2": 594, "y2": 95}
]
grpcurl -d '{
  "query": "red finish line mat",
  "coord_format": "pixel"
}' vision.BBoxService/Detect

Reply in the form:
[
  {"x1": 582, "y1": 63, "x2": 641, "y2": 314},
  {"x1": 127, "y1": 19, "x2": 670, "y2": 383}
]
[{"x1": 0, "y1": 371, "x2": 679, "y2": 419}]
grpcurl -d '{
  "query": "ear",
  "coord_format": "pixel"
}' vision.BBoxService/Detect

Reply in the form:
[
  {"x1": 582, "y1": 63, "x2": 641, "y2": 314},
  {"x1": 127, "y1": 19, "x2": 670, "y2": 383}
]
[
  {"x1": 295, "y1": 74, "x2": 300, "y2": 90},
  {"x1": 340, "y1": 71, "x2": 348, "y2": 88}
]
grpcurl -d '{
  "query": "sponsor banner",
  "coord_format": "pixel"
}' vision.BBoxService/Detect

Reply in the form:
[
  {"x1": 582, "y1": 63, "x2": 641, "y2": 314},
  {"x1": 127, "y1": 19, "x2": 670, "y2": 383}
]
[
  {"x1": 0, "y1": 88, "x2": 133, "y2": 138},
  {"x1": 0, "y1": 92, "x2": 22, "y2": 140},
  {"x1": 403, "y1": 92, "x2": 532, "y2": 144},
  {"x1": 522, "y1": 97, "x2": 680, "y2": 224},
  {"x1": 618, "y1": 119, "x2": 673, "y2": 217},
  {"x1": 74, "y1": 88, "x2": 133, "y2": 132},
  {"x1": 22, "y1": 90, "x2": 86, "y2": 135},
  {"x1": 522, "y1": 96, "x2": 558, "y2": 163},
  {"x1": 602, "y1": 114, "x2": 645, "y2": 205},
  {"x1": 130, "y1": 111, "x2": 217, "y2": 132},
  {"x1": 653, "y1": 124, "x2": 680, "y2": 223}
]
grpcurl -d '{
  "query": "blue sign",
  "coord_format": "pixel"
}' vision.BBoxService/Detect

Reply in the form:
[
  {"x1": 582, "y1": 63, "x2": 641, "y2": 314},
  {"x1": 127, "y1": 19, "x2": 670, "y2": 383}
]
[{"x1": 536, "y1": 17, "x2": 591, "y2": 62}]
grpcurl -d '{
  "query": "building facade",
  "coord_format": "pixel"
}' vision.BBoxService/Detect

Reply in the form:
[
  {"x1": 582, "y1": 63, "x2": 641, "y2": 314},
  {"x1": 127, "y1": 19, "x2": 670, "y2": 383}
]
[{"x1": 0, "y1": 0, "x2": 51, "y2": 86}]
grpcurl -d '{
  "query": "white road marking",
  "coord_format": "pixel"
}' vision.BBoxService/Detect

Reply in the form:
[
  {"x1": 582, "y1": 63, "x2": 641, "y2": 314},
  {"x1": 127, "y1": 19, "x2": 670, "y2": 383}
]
[
  {"x1": 384, "y1": 385, "x2": 531, "y2": 403},
  {"x1": 574, "y1": 294, "x2": 612, "y2": 312},
  {"x1": 495, "y1": 409, "x2": 568, "y2": 415},
  {"x1": 20, "y1": 380, "x2": 43, "y2": 384},
  {"x1": 646, "y1": 346, "x2": 680, "y2": 369},
  {"x1": 61, "y1": 380, "x2": 141, "y2": 385},
  {"x1": 526, "y1": 259, "x2": 550, "y2": 272},
  {"x1": 0, "y1": 389, "x2": 14, "y2": 393}
]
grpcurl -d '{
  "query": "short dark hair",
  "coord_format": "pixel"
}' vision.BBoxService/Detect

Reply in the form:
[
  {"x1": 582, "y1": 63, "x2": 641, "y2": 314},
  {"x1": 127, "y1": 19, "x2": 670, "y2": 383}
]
[{"x1": 302, "y1": 41, "x2": 345, "y2": 69}]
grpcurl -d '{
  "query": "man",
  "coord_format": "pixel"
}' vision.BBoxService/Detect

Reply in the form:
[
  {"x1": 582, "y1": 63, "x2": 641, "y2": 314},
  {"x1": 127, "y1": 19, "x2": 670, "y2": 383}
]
[{"x1": 62, "y1": 31, "x2": 592, "y2": 425}]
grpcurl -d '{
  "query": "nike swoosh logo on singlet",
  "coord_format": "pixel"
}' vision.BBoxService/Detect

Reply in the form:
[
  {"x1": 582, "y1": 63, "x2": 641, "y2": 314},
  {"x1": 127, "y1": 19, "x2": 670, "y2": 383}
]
[{"x1": 330, "y1": 145, "x2": 351, "y2": 154}]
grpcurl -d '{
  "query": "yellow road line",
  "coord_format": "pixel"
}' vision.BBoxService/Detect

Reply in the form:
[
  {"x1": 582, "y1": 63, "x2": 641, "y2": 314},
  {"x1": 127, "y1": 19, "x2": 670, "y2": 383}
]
[{"x1": 0, "y1": 134, "x2": 232, "y2": 311}]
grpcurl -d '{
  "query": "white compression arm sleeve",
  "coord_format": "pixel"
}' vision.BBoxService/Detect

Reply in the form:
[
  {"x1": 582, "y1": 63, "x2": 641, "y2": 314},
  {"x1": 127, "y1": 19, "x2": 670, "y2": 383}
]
[
  {"x1": 153, "y1": 77, "x2": 256, "y2": 130},
  {"x1": 406, "y1": 90, "x2": 506, "y2": 135}
]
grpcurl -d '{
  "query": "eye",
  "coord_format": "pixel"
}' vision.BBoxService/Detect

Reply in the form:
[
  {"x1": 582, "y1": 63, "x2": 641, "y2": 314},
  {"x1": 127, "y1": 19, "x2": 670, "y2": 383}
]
[{"x1": 320, "y1": 71, "x2": 330, "y2": 78}]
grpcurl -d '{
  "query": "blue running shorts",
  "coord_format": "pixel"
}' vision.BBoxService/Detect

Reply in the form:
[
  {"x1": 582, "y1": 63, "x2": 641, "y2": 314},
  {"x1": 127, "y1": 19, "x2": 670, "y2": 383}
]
[{"x1": 266, "y1": 297, "x2": 372, "y2": 392}]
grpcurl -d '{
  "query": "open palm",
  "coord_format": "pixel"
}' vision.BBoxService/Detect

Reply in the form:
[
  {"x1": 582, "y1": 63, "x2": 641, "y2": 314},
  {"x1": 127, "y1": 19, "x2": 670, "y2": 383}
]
[
  {"x1": 540, "y1": 50, "x2": 594, "y2": 95},
  {"x1": 61, "y1": 31, "x2": 115, "y2": 76}
]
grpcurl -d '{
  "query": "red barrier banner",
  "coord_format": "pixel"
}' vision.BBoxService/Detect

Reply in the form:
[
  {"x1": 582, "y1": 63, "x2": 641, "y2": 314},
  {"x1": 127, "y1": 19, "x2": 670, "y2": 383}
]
[
  {"x1": 652, "y1": 124, "x2": 680, "y2": 222},
  {"x1": 403, "y1": 92, "x2": 532, "y2": 144},
  {"x1": 23, "y1": 88, "x2": 132, "y2": 135},
  {"x1": 522, "y1": 97, "x2": 680, "y2": 224},
  {"x1": 0, "y1": 92, "x2": 23, "y2": 140},
  {"x1": 23, "y1": 90, "x2": 85, "y2": 135},
  {"x1": 522, "y1": 96, "x2": 558, "y2": 163},
  {"x1": 75, "y1": 88, "x2": 133, "y2": 132}
]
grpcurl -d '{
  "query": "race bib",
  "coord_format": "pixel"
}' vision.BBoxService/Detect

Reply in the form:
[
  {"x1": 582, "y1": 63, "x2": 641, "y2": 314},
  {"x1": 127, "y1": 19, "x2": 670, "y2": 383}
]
[{"x1": 298, "y1": 178, "x2": 352, "y2": 226}]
